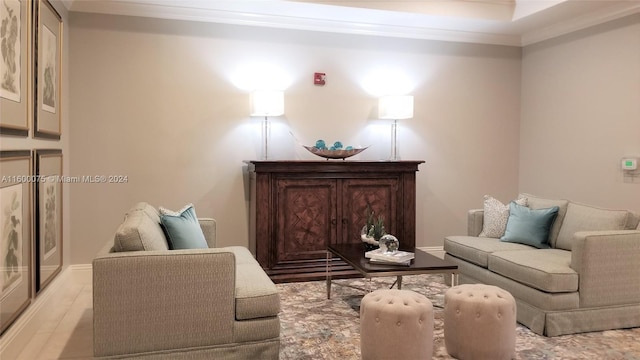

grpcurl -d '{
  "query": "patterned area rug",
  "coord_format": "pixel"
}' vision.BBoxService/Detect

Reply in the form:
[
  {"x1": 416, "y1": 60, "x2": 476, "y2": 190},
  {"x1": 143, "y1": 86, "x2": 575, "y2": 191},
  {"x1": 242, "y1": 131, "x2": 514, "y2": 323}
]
[{"x1": 276, "y1": 275, "x2": 640, "y2": 359}]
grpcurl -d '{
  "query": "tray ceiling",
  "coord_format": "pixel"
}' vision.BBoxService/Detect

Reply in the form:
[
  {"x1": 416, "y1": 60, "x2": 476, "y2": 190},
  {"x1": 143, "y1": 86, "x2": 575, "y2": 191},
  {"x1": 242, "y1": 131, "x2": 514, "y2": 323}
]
[{"x1": 61, "y1": 0, "x2": 640, "y2": 46}]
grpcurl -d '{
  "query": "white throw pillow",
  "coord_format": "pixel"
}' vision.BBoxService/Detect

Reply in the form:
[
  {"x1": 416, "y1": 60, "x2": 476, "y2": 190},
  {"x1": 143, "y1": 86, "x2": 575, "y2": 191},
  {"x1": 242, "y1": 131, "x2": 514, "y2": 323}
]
[{"x1": 479, "y1": 195, "x2": 528, "y2": 238}]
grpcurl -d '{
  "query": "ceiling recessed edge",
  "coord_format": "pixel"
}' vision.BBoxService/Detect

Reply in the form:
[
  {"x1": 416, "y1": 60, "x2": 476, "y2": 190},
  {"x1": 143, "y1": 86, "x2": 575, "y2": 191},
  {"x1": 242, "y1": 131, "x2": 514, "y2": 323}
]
[{"x1": 521, "y1": 2, "x2": 640, "y2": 46}]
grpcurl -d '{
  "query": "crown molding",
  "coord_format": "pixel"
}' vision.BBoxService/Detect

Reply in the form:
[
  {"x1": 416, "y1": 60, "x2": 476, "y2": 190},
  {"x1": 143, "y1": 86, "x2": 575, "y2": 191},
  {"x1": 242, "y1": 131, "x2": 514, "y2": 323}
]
[{"x1": 63, "y1": 0, "x2": 640, "y2": 48}]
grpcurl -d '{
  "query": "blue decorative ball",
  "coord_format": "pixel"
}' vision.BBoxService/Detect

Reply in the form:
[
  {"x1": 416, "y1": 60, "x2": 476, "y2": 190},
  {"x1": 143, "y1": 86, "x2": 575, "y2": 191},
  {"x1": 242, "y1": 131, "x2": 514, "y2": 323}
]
[
  {"x1": 346, "y1": 146, "x2": 353, "y2": 150},
  {"x1": 315, "y1": 139, "x2": 327, "y2": 150},
  {"x1": 333, "y1": 141, "x2": 343, "y2": 149}
]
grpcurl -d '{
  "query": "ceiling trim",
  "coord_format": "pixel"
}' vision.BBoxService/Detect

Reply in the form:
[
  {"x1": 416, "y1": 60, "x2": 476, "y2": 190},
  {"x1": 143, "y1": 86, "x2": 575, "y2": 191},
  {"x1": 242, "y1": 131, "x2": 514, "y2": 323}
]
[{"x1": 63, "y1": 1, "x2": 640, "y2": 47}]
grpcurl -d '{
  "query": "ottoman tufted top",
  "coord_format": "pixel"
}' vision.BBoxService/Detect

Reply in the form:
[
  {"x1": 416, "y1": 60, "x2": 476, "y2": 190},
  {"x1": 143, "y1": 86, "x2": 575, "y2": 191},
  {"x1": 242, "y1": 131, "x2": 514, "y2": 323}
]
[
  {"x1": 361, "y1": 289, "x2": 433, "y2": 322},
  {"x1": 446, "y1": 284, "x2": 516, "y2": 317}
]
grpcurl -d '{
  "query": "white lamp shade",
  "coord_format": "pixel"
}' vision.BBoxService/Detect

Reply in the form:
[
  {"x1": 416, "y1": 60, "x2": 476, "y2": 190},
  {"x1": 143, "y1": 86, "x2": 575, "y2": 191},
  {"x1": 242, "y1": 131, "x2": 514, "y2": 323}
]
[
  {"x1": 251, "y1": 90, "x2": 284, "y2": 116},
  {"x1": 378, "y1": 95, "x2": 414, "y2": 120}
]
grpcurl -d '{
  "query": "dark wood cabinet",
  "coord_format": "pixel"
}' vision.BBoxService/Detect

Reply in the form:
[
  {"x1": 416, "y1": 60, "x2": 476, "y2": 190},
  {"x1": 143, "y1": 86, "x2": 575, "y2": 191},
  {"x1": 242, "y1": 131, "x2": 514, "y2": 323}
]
[{"x1": 246, "y1": 160, "x2": 424, "y2": 283}]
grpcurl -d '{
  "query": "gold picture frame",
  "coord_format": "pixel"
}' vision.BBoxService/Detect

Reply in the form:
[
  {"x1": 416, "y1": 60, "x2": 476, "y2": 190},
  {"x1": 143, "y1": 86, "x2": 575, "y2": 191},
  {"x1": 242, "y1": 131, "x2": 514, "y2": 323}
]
[
  {"x1": 0, "y1": 150, "x2": 32, "y2": 335},
  {"x1": 0, "y1": 0, "x2": 31, "y2": 137},
  {"x1": 34, "y1": 149, "x2": 62, "y2": 293},
  {"x1": 33, "y1": 0, "x2": 61, "y2": 139}
]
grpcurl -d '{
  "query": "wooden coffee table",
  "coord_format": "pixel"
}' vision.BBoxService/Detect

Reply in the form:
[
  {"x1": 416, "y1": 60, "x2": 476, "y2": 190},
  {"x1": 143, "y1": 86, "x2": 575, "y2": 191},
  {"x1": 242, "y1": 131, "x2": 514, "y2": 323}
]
[{"x1": 326, "y1": 243, "x2": 459, "y2": 299}]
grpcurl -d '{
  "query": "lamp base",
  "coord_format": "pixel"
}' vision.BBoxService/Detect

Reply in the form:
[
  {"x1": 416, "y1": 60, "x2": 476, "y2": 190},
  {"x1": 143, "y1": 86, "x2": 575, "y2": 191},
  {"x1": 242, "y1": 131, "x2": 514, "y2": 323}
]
[
  {"x1": 262, "y1": 116, "x2": 270, "y2": 160},
  {"x1": 389, "y1": 120, "x2": 399, "y2": 161}
]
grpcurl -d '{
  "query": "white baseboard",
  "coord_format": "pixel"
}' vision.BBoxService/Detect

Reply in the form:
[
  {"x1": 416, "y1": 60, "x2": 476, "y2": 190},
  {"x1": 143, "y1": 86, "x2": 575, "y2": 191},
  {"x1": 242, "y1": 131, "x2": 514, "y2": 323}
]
[
  {"x1": 0, "y1": 264, "x2": 93, "y2": 360},
  {"x1": 417, "y1": 246, "x2": 445, "y2": 259},
  {"x1": 71, "y1": 264, "x2": 93, "y2": 286}
]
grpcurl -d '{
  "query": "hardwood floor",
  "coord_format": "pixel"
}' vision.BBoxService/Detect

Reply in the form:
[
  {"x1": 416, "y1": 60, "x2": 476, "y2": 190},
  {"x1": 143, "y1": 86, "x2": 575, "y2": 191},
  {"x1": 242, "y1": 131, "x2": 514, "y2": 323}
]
[{"x1": 16, "y1": 283, "x2": 93, "y2": 360}]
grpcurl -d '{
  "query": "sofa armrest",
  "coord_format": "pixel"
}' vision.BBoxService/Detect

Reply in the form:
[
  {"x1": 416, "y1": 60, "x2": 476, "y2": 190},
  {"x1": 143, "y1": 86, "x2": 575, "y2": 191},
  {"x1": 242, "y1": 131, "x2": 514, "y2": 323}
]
[
  {"x1": 198, "y1": 218, "x2": 217, "y2": 247},
  {"x1": 570, "y1": 230, "x2": 640, "y2": 308},
  {"x1": 468, "y1": 209, "x2": 484, "y2": 237},
  {"x1": 93, "y1": 249, "x2": 235, "y2": 357}
]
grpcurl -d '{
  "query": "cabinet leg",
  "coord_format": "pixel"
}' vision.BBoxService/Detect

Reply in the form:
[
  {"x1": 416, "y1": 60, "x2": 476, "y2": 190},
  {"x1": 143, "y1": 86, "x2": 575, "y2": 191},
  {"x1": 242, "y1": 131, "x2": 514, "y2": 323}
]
[{"x1": 326, "y1": 251, "x2": 331, "y2": 299}]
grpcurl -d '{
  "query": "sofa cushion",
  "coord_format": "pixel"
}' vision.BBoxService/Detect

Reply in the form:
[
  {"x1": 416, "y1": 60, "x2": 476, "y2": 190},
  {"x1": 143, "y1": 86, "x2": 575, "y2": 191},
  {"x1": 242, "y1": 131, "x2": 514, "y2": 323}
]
[
  {"x1": 226, "y1": 246, "x2": 280, "y2": 320},
  {"x1": 478, "y1": 195, "x2": 527, "y2": 238},
  {"x1": 114, "y1": 207, "x2": 168, "y2": 252},
  {"x1": 444, "y1": 236, "x2": 533, "y2": 268},
  {"x1": 501, "y1": 202, "x2": 559, "y2": 249},
  {"x1": 159, "y1": 204, "x2": 208, "y2": 250},
  {"x1": 555, "y1": 202, "x2": 629, "y2": 251},
  {"x1": 520, "y1": 194, "x2": 568, "y2": 248},
  {"x1": 488, "y1": 249, "x2": 578, "y2": 293}
]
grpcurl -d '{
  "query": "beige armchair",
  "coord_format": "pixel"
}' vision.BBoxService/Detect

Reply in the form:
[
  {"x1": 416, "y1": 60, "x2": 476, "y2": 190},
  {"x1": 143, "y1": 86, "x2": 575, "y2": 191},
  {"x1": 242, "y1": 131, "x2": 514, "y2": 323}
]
[{"x1": 93, "y1": 203, "x2": 280, "y2": 359}]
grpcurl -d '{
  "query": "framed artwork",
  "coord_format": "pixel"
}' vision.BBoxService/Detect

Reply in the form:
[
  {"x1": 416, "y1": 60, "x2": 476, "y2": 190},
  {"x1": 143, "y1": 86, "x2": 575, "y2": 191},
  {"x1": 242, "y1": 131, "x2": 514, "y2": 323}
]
[
  {"x1": 0, "y1": 0, "x2": 30, "y2": 136},
  {"x1": 34, "y1": 149, "x2": 61, "y2": 293},
  {"x1": 33, "y1": 0, "x2": 61, "y2": 139},
  {"x1": 0, "y1": 150, "x2": 31, "y2": 335}
]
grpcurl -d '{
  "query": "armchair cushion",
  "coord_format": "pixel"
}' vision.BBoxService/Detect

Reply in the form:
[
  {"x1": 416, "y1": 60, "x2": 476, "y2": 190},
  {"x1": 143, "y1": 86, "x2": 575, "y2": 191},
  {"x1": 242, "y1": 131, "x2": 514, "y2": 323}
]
[
  {"x1": 227, "y1": 247, "x2": 280, "y2": 320},
  {"x1": 159, "y1": 204, "x2": 208, "y2": 249},
  {"x1": 113, "y1": 203, "x2": 168, "y2": 252}
]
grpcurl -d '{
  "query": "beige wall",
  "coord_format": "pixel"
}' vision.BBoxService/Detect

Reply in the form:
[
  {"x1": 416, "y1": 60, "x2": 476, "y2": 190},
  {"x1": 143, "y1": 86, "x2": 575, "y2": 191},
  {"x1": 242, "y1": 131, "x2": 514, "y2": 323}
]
[
  {"x1": 520, "y1": 14, "x2": 640, "y2": 211},
  {"x1": 68, "y1": 13, "x2": 521, "y2": 264}
]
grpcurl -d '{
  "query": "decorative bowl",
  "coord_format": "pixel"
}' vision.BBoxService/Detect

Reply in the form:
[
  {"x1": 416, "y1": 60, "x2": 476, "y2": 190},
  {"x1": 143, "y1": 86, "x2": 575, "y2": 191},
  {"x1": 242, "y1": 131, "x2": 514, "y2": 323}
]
[{"x1": 303, "y1": 145, "x2": 368, "y2": 160}]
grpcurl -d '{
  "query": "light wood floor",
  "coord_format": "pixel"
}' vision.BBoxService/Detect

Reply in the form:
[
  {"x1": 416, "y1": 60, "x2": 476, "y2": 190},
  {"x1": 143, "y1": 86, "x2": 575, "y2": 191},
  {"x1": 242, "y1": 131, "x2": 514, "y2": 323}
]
[{"x1": 16, "y1": 282, "x2": 93, "y2": 360}]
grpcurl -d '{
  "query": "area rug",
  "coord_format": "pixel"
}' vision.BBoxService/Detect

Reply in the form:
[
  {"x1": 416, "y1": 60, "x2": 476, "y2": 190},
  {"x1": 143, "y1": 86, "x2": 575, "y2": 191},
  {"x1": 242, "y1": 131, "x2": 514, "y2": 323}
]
[{"x1": 276, "y1": 275, "x2": 640, "y2": 359}]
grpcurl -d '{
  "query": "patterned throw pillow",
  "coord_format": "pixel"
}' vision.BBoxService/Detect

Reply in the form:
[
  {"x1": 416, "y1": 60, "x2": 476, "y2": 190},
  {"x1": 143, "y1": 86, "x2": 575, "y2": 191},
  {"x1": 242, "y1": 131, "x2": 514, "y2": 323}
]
[{"x1": 479, "y1": 195, "x2": 528, "y2": 238}]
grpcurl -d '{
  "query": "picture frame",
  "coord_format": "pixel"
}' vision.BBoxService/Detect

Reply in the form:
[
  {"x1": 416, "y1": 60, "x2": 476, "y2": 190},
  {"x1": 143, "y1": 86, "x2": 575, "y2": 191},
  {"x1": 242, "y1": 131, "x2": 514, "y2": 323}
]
[
  {"x1": 0, "y1": 150, "x2": 32, "y2": 335},
  {"x1": 0, "y1": 0, "x2": 30, "y2": 137},
  {"x1": 33, "y1": 0, "x2": 61, "y2": 140},
  {"x1": 34, "y1": 149, "x2": 61, "y2": 293}
]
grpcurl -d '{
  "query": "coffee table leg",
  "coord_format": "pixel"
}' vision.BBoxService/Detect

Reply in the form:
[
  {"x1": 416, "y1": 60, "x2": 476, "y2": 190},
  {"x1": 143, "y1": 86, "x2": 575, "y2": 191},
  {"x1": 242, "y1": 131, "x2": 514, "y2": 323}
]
[
  {"x1": 397, "y1": 276, "x2": 402, "y2": 290},
  {"x1": 451, "y1": 273, "x2": 458, "y2": 286},
  {"x1": 326, "y1": 251, "x2": 331, "y2": 299}
]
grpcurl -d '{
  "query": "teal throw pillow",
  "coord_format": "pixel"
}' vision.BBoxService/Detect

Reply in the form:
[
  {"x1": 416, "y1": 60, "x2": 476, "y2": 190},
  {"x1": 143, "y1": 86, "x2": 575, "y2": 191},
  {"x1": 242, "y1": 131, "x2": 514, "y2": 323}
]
[
  {"x1": 159, "y1": 204, "x2": 208, "y2": 250},
  {"x1": 500, "y1": 202, "x2": 559, "y2": 249}
]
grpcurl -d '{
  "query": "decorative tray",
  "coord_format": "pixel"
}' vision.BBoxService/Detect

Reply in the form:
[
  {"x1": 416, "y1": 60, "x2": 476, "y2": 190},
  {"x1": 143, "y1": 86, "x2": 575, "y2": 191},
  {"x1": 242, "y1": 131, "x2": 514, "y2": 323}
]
[{"x1": 303, "y1": 145, "x2": 368, "y2": 160}]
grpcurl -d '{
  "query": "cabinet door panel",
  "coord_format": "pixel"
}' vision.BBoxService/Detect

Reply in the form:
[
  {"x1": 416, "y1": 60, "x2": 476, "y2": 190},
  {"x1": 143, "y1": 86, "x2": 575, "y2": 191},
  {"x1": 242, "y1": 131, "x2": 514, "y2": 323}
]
[
  {"x1": 276, "y1": 179, "x2": 337, "y2": 262},
  {"x1": 342, "y1": 178, "x2": 398, "y2": 244}
]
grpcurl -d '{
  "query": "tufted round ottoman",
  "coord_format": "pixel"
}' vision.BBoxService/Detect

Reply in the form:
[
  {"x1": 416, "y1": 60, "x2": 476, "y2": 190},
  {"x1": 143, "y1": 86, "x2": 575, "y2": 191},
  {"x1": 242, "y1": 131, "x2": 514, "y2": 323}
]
[
  {"x1": 444, "y1": 284, "x2": 516, "y2": 360},
  {"x1": 360, "y1": 289, "x2": 434, "y2": 360}
]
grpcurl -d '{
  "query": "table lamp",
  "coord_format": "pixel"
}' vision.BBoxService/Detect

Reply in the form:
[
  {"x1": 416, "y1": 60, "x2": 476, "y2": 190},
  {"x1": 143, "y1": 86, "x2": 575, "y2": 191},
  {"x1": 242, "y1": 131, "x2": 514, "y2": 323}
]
[
  {"x1": 251, "y1": 90, "x2": 284, "y2": 160},
  {"x1": 378, "y1": 95, "x2": 414, "y2": 161}
]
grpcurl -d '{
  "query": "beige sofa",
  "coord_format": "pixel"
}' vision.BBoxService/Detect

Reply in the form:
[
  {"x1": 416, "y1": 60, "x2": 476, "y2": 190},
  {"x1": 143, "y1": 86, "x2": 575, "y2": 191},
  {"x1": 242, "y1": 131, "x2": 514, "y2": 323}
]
[
  {"x1": 444, "y1": 194, "x2": 640, "y2": 336},
  {"x1": 93, "y1": 203, "x2": 280, "y2": 359}
]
